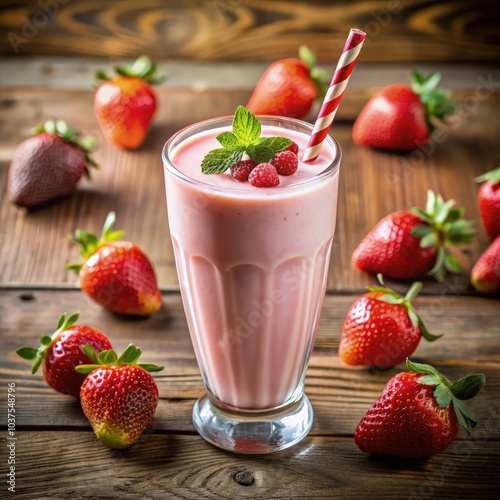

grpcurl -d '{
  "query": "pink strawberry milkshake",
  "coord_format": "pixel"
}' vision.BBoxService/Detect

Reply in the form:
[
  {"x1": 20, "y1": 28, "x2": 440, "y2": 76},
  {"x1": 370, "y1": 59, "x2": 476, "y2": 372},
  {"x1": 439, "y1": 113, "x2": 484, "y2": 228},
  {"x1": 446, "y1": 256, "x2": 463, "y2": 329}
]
[{"x1": 163, "y1": 116, "x2": 340, "y2": 413}]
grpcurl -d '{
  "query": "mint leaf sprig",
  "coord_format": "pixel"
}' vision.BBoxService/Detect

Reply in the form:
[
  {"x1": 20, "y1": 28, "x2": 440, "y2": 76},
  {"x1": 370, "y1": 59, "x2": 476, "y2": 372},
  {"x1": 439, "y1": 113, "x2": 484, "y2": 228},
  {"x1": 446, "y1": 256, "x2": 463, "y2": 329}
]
[{"x1": 201, "y1": 106, "x2": 292, "y2": 175}]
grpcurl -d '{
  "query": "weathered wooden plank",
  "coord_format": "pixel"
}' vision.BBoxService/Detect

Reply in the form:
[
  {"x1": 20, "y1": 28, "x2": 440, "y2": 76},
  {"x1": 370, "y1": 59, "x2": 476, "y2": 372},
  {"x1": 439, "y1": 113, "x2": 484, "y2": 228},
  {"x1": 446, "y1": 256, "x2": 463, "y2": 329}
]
[
  {"x1": 1, "y1": 290, "x2": 499, "y2": 437},
  {"x1": 1, "y1": 87, "x2": 499, "y2": 293},
  {"x1": 0, "y1": 0, "x2": 499, "y2": 62},
  {"x1": 7, "y1": 432, "x2": 500, "y2": 499}
]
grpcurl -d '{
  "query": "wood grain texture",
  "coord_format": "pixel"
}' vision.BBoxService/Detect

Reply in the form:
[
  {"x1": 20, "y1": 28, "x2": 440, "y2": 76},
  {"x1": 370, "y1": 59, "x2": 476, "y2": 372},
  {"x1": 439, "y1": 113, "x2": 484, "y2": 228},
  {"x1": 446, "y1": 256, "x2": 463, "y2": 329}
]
[
  {"x1": 1, "y1": 290, "x2": 499, "y2": 438},
  {"x1": 0, "y1": 0, "x2": 499, "y2": 62},
  {"x1": 1, "y1": 290, "x2": 499, "y2": 499},
  {"x1": 6, "y1": 432, "x2": 500, "y2": 499},
  {"x1": 1, "y1": 87, "x2": 499, "y2": 294}
]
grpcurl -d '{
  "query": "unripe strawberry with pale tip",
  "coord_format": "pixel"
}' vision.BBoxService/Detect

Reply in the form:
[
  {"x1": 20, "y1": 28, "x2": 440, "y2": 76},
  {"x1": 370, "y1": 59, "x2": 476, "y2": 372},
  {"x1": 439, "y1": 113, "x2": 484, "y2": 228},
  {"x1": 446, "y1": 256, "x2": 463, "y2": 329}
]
[{"x1": 77, "y1": 344, "x2": 163, "y2": 449}]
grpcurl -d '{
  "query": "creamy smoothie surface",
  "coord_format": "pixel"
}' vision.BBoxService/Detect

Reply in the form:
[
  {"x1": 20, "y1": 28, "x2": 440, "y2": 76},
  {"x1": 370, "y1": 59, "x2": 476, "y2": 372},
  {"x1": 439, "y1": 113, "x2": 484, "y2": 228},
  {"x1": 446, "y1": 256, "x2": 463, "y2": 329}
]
[{"x1": 170, "y1": 125, "x2": 336, "y2": 192}]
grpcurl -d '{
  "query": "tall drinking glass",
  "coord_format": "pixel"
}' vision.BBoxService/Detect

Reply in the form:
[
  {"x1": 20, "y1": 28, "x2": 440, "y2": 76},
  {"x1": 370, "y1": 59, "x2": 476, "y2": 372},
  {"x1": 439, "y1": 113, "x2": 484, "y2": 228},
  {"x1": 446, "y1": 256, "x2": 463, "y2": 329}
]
[{"x1": 162, "y1": 116, "x2": 341, "y2": 454}]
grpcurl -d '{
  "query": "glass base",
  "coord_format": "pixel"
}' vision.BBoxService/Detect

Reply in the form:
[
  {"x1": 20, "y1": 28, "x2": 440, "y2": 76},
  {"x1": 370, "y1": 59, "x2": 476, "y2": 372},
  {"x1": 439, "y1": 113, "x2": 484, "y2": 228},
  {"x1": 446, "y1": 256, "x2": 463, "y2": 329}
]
[{"x1": 192, "y1": 393, "x2": 314, "y2": 454}]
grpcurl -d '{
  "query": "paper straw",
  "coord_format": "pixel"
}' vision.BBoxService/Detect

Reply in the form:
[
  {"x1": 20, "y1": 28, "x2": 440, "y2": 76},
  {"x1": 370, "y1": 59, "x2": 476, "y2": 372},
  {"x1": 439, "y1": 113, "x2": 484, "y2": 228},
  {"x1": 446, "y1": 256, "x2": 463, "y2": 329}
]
[{"x1": 302, "y1": 29, "x2": 366, "y2": 162}]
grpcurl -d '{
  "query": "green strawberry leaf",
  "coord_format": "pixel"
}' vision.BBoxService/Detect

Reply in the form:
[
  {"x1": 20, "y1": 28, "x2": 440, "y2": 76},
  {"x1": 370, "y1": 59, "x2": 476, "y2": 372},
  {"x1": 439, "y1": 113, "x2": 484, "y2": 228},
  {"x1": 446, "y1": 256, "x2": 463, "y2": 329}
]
[
  {"x1": 451, "y1": 373, "x2": 486, "y2": 400},
  {"x1": 475, "y1": 167, "x2": 500, "y2": 185},
  {"x1": 139, "y1": 363, "x2": 164, "y2": 372},
  {"x1": 410, "y1": 225, "x2": 433, "y2": 238},
  {"x1": 407, "y1": 358, "x2": 443, "y2": 378},
  {"x1": 82, "y1": 345, "x2": 99, "y2": 364},
  {"x1": 451, "y1": 396, "x2": 478, "y2": 434},
  {"x1": 114, "y1": 55, "x2": 166, "y2": 85},
  {"x1": 117, "y1": 344, "x2": 142, "y2": 365},
  {"x1": 434, "y1": 383, "x2": 452, "y2": 408},
  {"x1": 98, "y1": 350, "x2": 118, "y2": 365},
  {"x1": 443, "y1": 251, "x2": 462, "y2": 274},
  {"x1": 16, "y1": 347, "x2": 38, "y2": 360},
  {"x1": 417, "y1": 375, "x2": 440, "y2": 386}
]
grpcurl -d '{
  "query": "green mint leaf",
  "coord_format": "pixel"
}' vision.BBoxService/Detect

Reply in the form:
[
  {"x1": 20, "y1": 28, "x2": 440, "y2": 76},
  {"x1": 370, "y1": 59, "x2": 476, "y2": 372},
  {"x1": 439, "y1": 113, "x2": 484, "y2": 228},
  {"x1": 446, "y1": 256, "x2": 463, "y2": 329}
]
[
  {"x1": 247, "y1": 144, "x2": 275, "y2": 164},
  {"x1": 259, "y1": 136, "x2": 292, "y2": 154},
  {"x1": 232, "y1": 106, "x2": 261, "y2": 147},
  {"x1": 216, "y1": 132, "x2": 240, "y2": 148},
  {"x1": 201, "y1": 148, "x2": 243, "y2": 175}
]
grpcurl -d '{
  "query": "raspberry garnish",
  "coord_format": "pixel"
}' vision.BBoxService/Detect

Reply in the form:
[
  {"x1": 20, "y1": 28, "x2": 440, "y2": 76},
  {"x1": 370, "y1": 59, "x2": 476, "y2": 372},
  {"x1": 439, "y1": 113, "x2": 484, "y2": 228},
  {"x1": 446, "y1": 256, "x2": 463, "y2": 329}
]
[
  {"x1": 271, "y1": 151, "x2": 298, "y2": 176},
  {"x1": 248, "y1": 163, "x2": 280, "y2": 188},
  {"x1": 285, "y1": 141, "x2": 299, "y2": 155},
  {"x1": 230, "y1": 159, "x2": 258, "y2": 182}
]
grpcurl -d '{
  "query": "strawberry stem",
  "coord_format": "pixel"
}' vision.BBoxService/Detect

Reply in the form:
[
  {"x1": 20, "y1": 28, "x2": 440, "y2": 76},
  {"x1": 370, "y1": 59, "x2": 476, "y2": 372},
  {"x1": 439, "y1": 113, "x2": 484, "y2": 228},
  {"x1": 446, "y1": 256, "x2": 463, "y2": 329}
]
[
  {"x1": 410, "y1": 190, "x2": 475, "y2": 282},
  {"x1": 76, "y1": 343, "x2": 163, "y2": 375},
  {"x1": 97, "y1": 55, "x2": 166, "y2": 86},
  {"x1": 16, "y1": 312, "x2": 80, "y2": 374},
  {"x1": 407, "y1": 358, "x2": 485, "y2": 434}
]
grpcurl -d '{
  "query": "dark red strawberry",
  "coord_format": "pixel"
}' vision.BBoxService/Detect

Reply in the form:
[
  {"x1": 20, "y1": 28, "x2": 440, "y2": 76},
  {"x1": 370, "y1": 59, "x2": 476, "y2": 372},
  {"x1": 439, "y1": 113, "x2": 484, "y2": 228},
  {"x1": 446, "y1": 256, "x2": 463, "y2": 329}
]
[
  {"x1": 352, "y1": 71, "x2": 455, "y2": 152},
  {"x1": 339, "y1": 276, "x2": 440, "y2": 368},
  {"x1": 471, "y1": 236, "x2": 500, "y2": 293},
  {"x1": 248, "y1": 163, "x2": 280, "y2": 188},
  {"x1": 77, "y1": 344, "x2": 163, "y2": 449},
  {"x1": 16, "y1": 313, "x2": 112, "y2": 398},
  {"x1": 8, "y1": 120, "x2": 97, "y2": 208},
  {"x1": 247, "y1": 46, "x2": 329, "y2": 119},
  {"x1": 95, "y1": 56, "x2": 164, "y2": 149},
  {"x1": 352, "y1": 190, "x2": 474, "y2": 281},
  {"x1": 67, "y1": 212, "x2": 161, "y2": 316},
  {"x1": 475, "y1": 167, "x2": 500, "y2": 241},
  {"x1": 271, "y1": 150, "x2": 299, "y2": 176},
  {"x1": 355, "y1": 359, "x2": 485, "y2": 458}
]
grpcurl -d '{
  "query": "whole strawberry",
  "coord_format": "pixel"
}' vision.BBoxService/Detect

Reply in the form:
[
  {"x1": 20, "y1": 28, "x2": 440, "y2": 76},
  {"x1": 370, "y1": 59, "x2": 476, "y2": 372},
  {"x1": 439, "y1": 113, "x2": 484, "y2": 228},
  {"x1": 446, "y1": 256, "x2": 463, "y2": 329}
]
[
  {"x1": 355, "y1": 359, "x2": 485, "y2": 458},
  {"x1": 67, "y1": 212, "x2": 162, "y2": 316},
  {"x1": 471, "y1": 236, "x2": 500, "y2": 293},
  {"x1": 94, "y1": 56, "x2": 164, "y2": 149},
  {"x1": 339, "y1": 275, "x2": 441, "y2": 368},
  {"x1": 353, "y1": 71, "x2": 455, "y2": 152},
  {"x1": 8, "y1": 120, "x2": 97, "y2": 208},
  {"x1": 352, "y1": 190, "x2": 475, "y2": 281},
  {"x1": 247, "y1": 46, "x2": 329, "y2": 119},
  {"x1": 475, "y1": 167, "x2": 500, "y2": 241},
  {"x1": 77, "y1": 344, "x2": 163, "y2": 449},
  {"x1": 16, "y1": 313, "x2": 112, "y2": 398}
]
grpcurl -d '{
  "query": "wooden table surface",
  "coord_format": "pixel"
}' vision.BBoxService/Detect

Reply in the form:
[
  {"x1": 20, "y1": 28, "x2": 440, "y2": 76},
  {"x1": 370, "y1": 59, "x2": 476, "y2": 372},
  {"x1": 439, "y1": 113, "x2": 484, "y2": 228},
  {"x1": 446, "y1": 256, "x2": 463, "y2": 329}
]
[{"x1": 1, "y1": 62, "x2": 499, "y2": 499}]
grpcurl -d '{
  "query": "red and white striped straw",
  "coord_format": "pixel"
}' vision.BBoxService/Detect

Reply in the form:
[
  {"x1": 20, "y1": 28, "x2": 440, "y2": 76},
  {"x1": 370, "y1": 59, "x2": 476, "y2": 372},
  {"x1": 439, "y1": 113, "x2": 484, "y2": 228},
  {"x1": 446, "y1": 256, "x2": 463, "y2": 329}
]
[{"x1": 302, "y1": 29, "x2": 366, "y2": 162}]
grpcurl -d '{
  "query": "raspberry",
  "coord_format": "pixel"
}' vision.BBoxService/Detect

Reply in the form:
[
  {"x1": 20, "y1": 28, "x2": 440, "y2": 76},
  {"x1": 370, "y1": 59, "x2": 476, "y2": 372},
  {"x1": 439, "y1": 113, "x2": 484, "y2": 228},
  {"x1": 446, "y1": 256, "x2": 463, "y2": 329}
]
[
  {"x1": 271, "y1": 151, "x2": 298, "y2": 176},
  {"x1": 230, "y1": 159, "x2": 258, "y2": 182},
  {"x1": 285, "y1": 141, "x2": 299, "y2": 155},
  {"x1": 248, "y1": 163, "x2": 280, "y2": 188}
]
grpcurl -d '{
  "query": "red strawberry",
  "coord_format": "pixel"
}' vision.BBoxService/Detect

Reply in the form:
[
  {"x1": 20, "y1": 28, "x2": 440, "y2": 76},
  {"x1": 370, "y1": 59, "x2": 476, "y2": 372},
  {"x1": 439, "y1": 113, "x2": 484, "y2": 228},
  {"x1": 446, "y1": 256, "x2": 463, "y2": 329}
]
[
  {"x1": 353, "y1": 190, "x2": 474, "y2": 281},
  {"x1": 352, "y1": 71, "x2": 455, "y2": 152},
  {"x1": 271, "y1": 150, "x2": 298, "y2": 176},
  {"x1": 7, "y1": 120, "x2": 97, "y2": 208},
  {"x1": 247, "y1": 46, "x2": 329, "y2": 119},
  {"x1": 77, "y1": 344, "x2": 163, "y2": 449},
  {"x1": 94, "y1": 56, "x2": 164, "y2": 149},
  {"x1": 339, "y1": 276, "x2": 440, "y2": 368},
  {"x1": 355, "y1": 359, "x2": 485, "y2": 458},
  {"x1": 248, "y1": 163, "x2": 280, "y2": 187},
  {"x1": 475, "y1": 167, "x2": 500, "y2": 241},
  {"x1": 67, "y1": 212, "x2": 161, "y2": 316},
  {"x1": 16, "y1": 313, "x2": 112, "y2": 398},
  {"x1": 471, "y1": 236, "x2": 500, "y2": 293}
]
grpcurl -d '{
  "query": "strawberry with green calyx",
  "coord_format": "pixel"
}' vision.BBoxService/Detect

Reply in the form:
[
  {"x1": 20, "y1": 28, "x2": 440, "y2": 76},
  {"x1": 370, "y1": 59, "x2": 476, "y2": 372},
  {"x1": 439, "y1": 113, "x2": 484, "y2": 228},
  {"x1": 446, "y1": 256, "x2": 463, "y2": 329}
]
[
  {"x1": 353, "y1": 190, "x2": 475, "y2": 282},
  {"x1": 201, "y1": 106, "x2": 293, "y2": 186},
  {"x1": 471, "y1": 236, "x2": 500, "y2": 293},
  {"x1": 475, "y1": 167, "x2": 500, "y2": 241},
  {"x1": 94, "y1": 55, "x2": 165, "y2": 149},
  {"x1": 77, "y1": 344, "x2": 163, "y2": 449},
  {"x1": 339, "y1": 275, "x2": 441, "y2": 368},
  {"x1": 247, "y1": 46, "x2": 330, "y2": 119},
  {"x1": 352, "y1": 71, "x2": 455, "y2": 152},
  {"x1": 67, "y1": 212, "x2": 162, "y2": 316},
  {"x1": 355, "y1": 359, "x2": 486, "y2": 458},
  {"x1": 16, "y1": 312, "x2": 113, "y2": 398},
  {"x1": 8, "y1": 120, "x2": 98, "y2": 208}
]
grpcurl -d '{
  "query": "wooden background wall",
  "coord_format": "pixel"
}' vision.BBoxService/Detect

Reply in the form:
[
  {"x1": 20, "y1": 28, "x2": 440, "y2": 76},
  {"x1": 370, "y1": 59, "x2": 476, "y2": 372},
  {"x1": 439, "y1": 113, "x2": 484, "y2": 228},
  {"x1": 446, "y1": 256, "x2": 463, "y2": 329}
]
[{"x1": 0, "y1": 0, "x2": 499, "y2": 62}]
